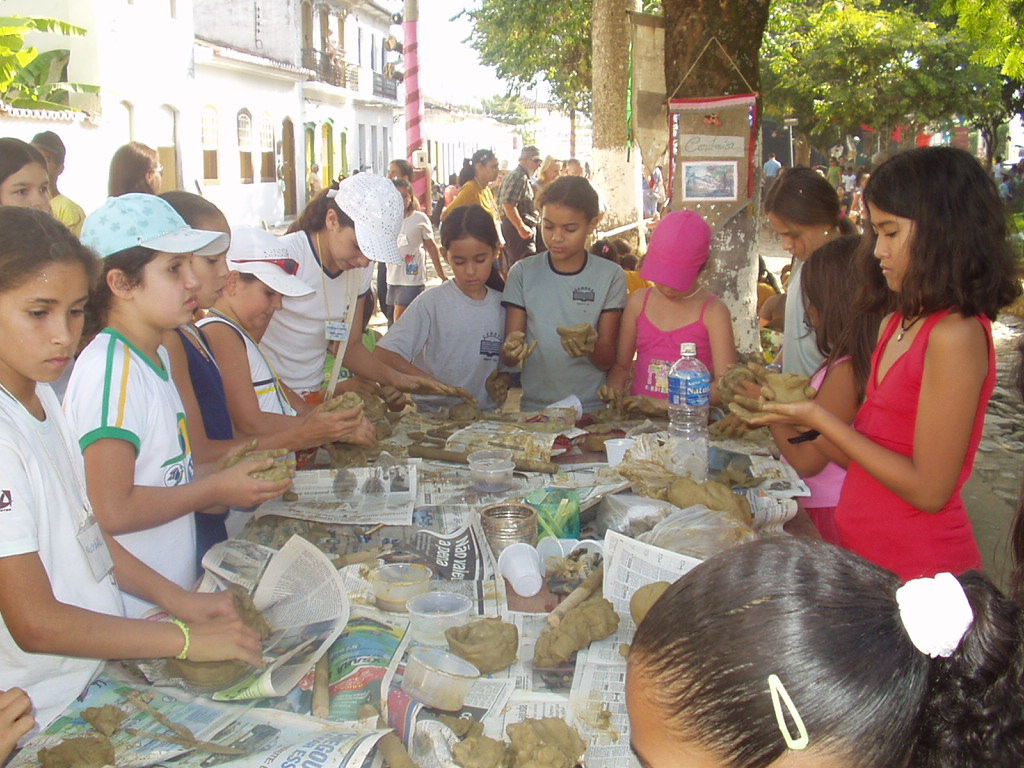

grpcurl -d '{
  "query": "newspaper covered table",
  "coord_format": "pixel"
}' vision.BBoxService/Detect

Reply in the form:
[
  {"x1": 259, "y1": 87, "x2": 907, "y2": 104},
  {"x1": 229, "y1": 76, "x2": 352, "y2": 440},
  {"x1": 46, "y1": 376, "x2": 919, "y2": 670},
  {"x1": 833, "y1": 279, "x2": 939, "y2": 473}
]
[{"x1": 17, "y1": 426, "x2": 812, "y2": 768}]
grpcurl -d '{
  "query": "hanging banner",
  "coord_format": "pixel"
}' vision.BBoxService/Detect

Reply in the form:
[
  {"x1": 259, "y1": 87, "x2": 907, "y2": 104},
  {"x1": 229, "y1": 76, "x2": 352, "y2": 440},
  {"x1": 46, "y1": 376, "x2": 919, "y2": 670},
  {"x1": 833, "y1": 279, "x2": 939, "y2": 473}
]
[{"x1": 669, "y1": 93, "x2": 758, "y2": 232}]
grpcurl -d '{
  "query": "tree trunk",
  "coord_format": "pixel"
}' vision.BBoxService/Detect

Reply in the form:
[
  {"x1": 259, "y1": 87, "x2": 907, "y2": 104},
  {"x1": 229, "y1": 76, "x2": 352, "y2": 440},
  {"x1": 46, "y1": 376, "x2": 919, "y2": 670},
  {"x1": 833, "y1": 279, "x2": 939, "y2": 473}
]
[
  {"x1": 592, "y1": 0, "x2": 640, "y2": 241},
  {"x1": 662, "y1": 0, "x2": 770, "y2": 354},
  {"x1": 569, "y1": 106, "x2": 577, "y2": 159}
]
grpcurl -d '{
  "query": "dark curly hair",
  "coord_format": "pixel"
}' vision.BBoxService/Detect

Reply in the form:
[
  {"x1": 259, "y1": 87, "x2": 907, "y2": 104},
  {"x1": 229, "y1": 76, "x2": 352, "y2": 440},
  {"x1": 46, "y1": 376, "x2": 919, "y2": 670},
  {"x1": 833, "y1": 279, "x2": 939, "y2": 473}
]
[
  {"x1": 857, "y1": 146, "x2": 1020, "y2": 320},
  {"x1": 629, "y1": 537, "x2": 1024, "y2": 768}
]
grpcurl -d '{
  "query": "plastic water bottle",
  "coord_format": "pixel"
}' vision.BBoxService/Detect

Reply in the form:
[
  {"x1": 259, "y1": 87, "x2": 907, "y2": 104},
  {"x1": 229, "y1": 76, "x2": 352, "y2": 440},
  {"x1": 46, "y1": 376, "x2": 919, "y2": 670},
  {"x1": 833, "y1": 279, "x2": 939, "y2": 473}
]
[{"x1": 667, "y1": 342, "x2": 710, "y2": 480}]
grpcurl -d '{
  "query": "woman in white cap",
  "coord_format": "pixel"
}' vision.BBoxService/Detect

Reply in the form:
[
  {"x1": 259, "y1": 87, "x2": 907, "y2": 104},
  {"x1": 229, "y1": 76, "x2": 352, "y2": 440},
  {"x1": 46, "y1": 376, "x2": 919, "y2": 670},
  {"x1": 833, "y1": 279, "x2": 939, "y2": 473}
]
[
  {"x1": 200, "y1": 227, "x2": 376, "y2": 445},
  {"x1": 261, "y1": 175, "x2": 462, "y2": 405}
]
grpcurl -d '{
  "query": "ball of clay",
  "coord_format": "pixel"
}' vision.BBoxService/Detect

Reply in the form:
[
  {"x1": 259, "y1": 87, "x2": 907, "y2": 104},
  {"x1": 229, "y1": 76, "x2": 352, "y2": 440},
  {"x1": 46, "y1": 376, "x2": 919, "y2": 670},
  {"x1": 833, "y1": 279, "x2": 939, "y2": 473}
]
[
  {"x1": 446, "y1": 617, "x2": 519, "y2": 674},
  {"x1": 630, "y1": 581, "x2": 671, "y2": 625},
  {"x1": 454, "y1": 734, "x2": 508, "y2": 768},
  {"x1": 555, "y1": 322, "x2": 598, "y2": 357},
  {"x1": 450, "y1": 402, "x2": 484, "y2": 421},
  {"x1": 39, "y1": 736, "x2": 115, "y2": 768},
  {"x1": 165, "y1": 589, "x2": 271, "y2": 689},
  {"x1": 667, "y1": 477, "x2": 753, "y2": 526},
  {"x1": 762, "y1": 372, "x2": 815, "y2": 403},
  {"x1": 323, "y1": 391, "x2": 364, "y2": 413}
]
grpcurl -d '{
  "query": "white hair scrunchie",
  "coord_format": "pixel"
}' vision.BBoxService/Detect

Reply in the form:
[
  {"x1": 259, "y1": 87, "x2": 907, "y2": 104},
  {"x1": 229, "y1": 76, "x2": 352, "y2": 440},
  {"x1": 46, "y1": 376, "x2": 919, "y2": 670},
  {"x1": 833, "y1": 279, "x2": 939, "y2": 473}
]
[{"x1": 895, "y1": 572, "x2": 974, "y2": 658}]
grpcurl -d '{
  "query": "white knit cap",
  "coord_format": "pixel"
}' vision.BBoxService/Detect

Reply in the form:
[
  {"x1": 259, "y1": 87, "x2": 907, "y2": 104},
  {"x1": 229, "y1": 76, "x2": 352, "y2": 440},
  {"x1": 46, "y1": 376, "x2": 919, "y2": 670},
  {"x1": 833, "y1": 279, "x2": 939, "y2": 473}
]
[{"x1": 328, "y1": 173, "x2": 403, "y2": 265}]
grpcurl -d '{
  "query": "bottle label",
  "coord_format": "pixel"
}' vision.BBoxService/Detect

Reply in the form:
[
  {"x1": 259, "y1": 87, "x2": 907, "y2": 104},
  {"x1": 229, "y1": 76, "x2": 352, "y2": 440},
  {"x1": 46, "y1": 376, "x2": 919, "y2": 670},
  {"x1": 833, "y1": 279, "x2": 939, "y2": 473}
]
[{"x1": 669, "y1": 372, "x2": 711, "y2": 407}]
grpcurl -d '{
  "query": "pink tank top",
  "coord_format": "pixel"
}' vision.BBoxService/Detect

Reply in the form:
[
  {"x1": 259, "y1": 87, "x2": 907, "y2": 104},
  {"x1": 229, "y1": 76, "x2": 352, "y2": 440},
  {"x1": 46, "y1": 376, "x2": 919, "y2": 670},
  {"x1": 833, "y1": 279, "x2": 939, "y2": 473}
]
[
  {"x1": 632, "y1": 290, "x2": 714, "y2": 398},
  {"x1": 835, "y1": 310, "x2": 989, "y2": 580},
  {"x1": 784, "y1": 359, "x2": 848, "y2": 511}
]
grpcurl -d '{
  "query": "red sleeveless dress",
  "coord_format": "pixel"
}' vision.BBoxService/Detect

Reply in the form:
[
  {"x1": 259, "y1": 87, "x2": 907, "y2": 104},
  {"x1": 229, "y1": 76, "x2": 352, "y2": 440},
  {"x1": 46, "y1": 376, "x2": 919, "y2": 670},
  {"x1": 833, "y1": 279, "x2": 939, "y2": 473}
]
[{"x1": 835, "y1": 310, "x2": 988, "y2": 580}]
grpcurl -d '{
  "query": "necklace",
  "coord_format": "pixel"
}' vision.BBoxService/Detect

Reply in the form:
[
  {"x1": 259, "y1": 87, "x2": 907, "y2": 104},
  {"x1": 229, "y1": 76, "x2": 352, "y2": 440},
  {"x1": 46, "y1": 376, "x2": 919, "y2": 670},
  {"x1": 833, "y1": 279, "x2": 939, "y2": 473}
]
[
  {"x1": 681, "y1": 284, "x2": 702, "y2": 299},
  {"x1": 896, "y1": 314, "x2": 923, "y2": 342}
]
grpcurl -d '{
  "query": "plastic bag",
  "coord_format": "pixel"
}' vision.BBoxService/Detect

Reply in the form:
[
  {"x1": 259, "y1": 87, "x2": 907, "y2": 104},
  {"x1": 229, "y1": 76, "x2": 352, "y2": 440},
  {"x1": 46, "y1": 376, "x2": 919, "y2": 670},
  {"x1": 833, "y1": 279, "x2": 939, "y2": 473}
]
[
  {"x1": 593, "y1": 493, "x2": 673, "y2": 539},
  {"x1": 524, "y1": 488, "x2": 581, "y2": 539},
  {"x1": 637, "y1": 504, "x2": 756, "y2": 560}
]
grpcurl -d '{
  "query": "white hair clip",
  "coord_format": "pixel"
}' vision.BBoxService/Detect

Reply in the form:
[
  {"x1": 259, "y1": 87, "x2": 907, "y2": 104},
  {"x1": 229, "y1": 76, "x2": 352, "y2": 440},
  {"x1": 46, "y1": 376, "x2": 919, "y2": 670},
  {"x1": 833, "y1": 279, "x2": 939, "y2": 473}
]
[
  {"x1": 768, "y1": 674, "x2": 809, "y2": 750},
  {"x1": 895, "y1": 572, "x2": 973, "y2": 658}
]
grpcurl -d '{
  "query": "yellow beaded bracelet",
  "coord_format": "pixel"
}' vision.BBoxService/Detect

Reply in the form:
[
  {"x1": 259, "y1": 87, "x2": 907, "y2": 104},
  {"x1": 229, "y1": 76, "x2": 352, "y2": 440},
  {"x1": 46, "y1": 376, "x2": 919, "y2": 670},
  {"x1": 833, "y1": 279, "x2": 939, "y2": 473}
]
[{"x1": 169, "y1": 618, "x2": 191, "y2": 660}]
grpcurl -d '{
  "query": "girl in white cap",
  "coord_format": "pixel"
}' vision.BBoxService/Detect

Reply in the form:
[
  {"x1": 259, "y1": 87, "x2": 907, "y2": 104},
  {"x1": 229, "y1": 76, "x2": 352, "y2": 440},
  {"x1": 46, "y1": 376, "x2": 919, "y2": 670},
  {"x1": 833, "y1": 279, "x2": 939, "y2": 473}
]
[
  {"x1": 200, "y1": 227, "x2": 376, "y2": 446},
  {"x1": 260, "y1": 176, "x2": 461, "y2": 405},
  {"x1": 64, "y1": 194, "x2": 291, "y2": 618},
  {"x1": 159, "y1": 195, "x2": 373, "y2": 563},
  {"x1": 0, "y1": 207, "x2": 263, "y2": 737}
]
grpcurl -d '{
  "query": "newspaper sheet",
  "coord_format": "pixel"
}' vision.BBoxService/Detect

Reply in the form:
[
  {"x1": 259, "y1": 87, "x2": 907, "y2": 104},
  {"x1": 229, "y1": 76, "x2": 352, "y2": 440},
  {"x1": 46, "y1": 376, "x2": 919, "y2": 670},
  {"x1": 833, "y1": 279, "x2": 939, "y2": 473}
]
[
  {"x1": 255, "y1": 465, "x2": 418, "y2": 526},
  {"x1": 143, "y1": 536, "x2": 350, "y2": 702},
  {"x1": 9, "y1": 673, "x2": 250, "y2": 768},
  {"x1": 565, "y1": 532, "x2": 705, "y2": 768}
]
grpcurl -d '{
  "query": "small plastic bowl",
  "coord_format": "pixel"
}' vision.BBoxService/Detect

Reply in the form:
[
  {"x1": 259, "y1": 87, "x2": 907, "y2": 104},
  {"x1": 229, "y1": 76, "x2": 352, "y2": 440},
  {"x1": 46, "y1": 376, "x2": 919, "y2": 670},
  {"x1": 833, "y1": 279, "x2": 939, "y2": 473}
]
[
  {"x1": 406, "y1": 591, "x2": 475, "y2": 646},
  {"x1": 401, "y1": 647, "x2": 480, "y2": 711},
  {"x1": 468, "y1": 449, "x2": 515, "y2": 492},
  {"x1": 368, "y1": 563, "x2": 432, "y2": 612}
]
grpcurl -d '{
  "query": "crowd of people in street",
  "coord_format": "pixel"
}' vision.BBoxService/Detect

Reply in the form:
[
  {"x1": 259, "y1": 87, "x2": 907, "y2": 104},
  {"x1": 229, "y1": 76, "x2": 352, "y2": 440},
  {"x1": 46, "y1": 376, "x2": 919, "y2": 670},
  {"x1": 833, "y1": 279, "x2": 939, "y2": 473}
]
[{"x1": 0, "y1": 128, "x2": 1023, "y2": 766}]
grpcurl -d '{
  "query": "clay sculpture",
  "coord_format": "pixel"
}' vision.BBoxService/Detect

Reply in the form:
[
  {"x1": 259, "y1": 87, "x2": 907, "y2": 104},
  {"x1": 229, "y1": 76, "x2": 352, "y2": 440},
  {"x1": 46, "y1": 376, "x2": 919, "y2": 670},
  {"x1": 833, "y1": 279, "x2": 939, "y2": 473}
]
[
  {"x1": 506, "y1": 717, "x2": 586, "y2": 768},
  {"x1": 534, "y1": 594, "x2": 619, "y2": 668},
  {"x1": 446, "y1": 617, "x2": 519, "y2": 674}
]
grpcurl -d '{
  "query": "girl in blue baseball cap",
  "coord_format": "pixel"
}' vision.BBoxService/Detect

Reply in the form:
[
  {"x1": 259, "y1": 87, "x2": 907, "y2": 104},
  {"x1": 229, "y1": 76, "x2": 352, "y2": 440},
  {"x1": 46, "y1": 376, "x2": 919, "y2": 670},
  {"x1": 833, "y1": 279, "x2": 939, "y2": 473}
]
[{"x1": 63, "y1": 194, "x2": 291, "y2": 618}]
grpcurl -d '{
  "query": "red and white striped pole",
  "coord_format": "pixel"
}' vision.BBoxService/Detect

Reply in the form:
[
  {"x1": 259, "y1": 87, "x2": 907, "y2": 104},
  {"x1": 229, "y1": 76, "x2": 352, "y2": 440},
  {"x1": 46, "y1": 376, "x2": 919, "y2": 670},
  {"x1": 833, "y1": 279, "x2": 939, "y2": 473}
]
[{"x1": 403, "y1": 0, "x2": 427, "y2": 209}]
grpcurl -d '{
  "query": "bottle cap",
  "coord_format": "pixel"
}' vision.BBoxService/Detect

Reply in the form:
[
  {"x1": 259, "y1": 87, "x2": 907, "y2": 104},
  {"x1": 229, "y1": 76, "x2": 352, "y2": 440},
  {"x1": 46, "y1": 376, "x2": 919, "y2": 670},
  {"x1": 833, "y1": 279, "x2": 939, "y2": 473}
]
[{"x1": 680, "y1": 342, "x2": 697, "y2": 356}]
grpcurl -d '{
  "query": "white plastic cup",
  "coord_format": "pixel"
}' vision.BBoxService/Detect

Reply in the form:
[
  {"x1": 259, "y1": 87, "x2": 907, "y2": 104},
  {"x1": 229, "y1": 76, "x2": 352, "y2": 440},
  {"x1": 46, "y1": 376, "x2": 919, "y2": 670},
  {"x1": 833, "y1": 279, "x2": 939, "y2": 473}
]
[
  {"x1": 498, "y1": 542, "x2": 544, "y2": 597},
  {"x1": 536, "y1": 537, "x2": 579, "y2": 575},
  {"x1": 605, "y1": 438, "x2": 636, "y2": 467},
  {"x1": 571, "y1": 540, "x2": 604, "y2": 557}
]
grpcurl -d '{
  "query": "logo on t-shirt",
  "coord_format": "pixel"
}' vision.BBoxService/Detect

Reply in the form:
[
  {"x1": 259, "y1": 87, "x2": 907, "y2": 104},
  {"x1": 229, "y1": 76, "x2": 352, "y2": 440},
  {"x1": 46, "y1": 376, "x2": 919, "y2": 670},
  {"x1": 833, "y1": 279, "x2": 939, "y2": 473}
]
[
  {"x1": 0, "y1": 490, "x2": 11, "y2": 512},
  {"x1": 480, "y1": 333, "x2": 502, "y2": 360},
  {"x1": 572, "y1": 286, "x2": 596, "y2": 303}
]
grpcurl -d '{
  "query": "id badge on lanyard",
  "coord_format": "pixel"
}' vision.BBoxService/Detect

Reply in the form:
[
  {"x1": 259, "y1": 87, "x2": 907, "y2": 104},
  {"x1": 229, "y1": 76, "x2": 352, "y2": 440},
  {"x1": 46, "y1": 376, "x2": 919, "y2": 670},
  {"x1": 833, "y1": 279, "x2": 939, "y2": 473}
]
[
  {"x1": 325, "y1": 320, "x2": 351, "y2": 342},
  {"x1": 77, "y1": 513, "x2": 114, "y2": 581}
]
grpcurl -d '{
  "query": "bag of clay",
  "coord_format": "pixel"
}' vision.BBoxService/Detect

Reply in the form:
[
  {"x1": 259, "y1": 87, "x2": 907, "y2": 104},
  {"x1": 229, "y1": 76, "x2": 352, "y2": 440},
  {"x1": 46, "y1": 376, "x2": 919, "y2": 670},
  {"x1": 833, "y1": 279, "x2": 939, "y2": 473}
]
[
  {"x1": 524, "y1": 488, "x2": 581, "y2": 539},
  {"x1": 637, "y1": 504, "x2": 757, "y2": 560},
  {"x1": 593, "y1": 493, "x2": 673, "y2": 538}
]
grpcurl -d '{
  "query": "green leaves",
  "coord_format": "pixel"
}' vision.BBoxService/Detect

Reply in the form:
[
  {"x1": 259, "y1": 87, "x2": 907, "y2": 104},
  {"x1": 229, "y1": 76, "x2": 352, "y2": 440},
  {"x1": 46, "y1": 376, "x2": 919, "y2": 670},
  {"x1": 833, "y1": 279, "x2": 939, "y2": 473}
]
[
  {"x1": 0, "y1": 15, "x2": 94, "y2": 112},
  {"x1": 761, "y1": 0, "x2": 1012, "y2": 151},
  {"x1": 461, "y1": 0, "x2": 592, "y2": 116}
]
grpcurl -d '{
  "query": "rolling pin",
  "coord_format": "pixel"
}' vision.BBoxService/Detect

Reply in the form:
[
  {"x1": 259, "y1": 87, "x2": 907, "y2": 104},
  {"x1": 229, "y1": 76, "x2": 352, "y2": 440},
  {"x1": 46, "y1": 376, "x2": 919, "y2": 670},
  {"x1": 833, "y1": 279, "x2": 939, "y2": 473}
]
[{"x1": 407, "y1": 443, "x2": 560, "y2": 474}]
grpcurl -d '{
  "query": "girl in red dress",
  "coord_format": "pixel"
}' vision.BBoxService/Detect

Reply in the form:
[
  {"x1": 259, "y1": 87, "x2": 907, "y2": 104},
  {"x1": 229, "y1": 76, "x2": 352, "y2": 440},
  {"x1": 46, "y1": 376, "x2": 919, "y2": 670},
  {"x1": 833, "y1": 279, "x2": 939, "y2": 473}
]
[{"x1": 751, "y1": 147, "x2": 1019, "y2": 580}]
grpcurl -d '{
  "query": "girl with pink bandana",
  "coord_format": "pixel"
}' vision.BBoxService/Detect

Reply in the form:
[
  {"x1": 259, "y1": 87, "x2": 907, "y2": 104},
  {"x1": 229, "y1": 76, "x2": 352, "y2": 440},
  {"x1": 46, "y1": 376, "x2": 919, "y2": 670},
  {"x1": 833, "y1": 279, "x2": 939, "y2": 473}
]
[{"x1": 606, "y1": 211, "x2": 736, "y2": 404}]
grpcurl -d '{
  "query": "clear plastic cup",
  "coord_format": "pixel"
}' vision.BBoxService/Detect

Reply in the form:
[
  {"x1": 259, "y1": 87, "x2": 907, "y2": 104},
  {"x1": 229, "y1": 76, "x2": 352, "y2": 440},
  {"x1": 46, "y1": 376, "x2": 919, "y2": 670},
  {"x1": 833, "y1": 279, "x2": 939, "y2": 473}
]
[
  {"x1": 468, "y1": 449, "x2": 515, "y2": 492},
  {"x1": 498, "y1": 542, "x2": 543, "y2": 598},
  {"x1": 368, "y1": 563, "x2": 431, "y2": 612},
  {"x1": 402, "y1": 647, "x2": 480, "y2": 711},
  {"x1": 605, "y1": 437, "x2": 636, "y2": 467},
  {"x1": 406, "y1": 591, "x2": 475, "y2": 646}
]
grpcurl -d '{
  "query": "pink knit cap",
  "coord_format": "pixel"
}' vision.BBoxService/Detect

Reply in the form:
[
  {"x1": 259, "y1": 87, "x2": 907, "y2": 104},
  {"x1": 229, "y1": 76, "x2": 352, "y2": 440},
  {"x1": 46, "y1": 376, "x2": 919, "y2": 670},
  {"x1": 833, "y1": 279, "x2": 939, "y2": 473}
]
[{"x1": 640, "y1": 210, "x2": 712, "y2": 292}]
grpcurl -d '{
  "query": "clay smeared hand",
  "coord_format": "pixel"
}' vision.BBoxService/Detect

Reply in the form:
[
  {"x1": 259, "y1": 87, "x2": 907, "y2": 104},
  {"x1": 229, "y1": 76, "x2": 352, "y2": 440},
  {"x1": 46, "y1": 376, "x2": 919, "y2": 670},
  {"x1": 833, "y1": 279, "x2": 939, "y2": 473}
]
[{"x1": 502, "y1": 331, "x2": 537, "y2": 365}]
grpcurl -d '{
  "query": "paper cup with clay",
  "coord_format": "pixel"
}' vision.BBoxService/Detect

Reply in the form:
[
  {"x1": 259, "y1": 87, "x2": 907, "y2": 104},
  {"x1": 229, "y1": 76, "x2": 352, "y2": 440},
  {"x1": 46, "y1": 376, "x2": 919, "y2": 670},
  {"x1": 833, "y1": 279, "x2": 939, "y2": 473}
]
[{"x1": 498, "y1": 542, "x2": 544, "y2": 598}]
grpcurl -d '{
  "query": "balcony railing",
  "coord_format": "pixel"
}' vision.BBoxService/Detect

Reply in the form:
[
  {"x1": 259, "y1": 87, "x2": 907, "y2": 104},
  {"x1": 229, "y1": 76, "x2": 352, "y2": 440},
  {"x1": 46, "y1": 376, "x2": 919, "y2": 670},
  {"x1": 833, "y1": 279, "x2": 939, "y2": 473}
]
[
  {"x1": 302, "y1": 48, "x2": 359, "y2": 90},
  {"x1": 373, "y1": 72, "x2": 398, "y2": 100}
]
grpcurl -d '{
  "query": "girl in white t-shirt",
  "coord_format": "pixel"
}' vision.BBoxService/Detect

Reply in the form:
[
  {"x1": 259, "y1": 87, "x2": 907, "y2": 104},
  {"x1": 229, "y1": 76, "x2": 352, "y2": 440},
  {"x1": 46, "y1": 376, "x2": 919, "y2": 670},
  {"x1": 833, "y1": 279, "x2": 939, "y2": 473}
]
[
  {"x1": 386, "y1": 178, "x2": 445, "y2": 323},
  {"x1": 0, "y1": 207, "x2": 263, "y2": 735},
  {"x1": 64, "y1": 194, "x2": 291, "y2": 617}
]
